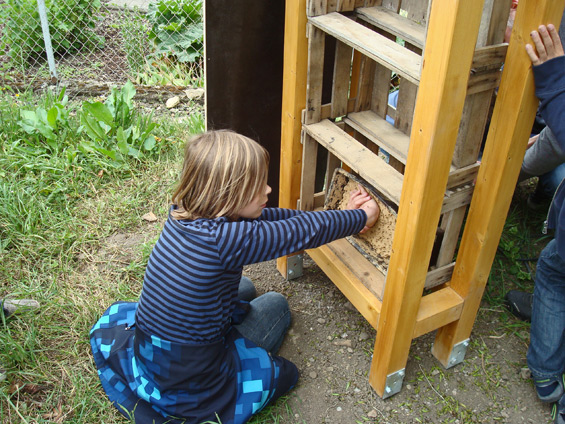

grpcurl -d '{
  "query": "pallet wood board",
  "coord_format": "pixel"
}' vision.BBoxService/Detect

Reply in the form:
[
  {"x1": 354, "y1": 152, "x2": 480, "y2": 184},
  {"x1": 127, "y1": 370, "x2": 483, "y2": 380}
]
[
  {"x1": 303, "y1": 119, "x2": 404, "y2": 204},
  {"x1": 309, "y1": 12, "x2": 422, "y2": 84},
  {"x1": 356, "y1": 6, "x2": 426, "y2": 49},
  {"x1": 345, "y1": 110, "x2": 410, "y2": 164}
]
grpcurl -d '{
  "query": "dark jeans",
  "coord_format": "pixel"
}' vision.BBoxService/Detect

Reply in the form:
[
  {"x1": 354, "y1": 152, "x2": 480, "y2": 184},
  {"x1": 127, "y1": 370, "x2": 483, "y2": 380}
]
[
  {"x1": 235, "y1": 276, "x2": 291, "y2": 354},
  {"x1": 527, "y1": 239, "x2": 565, "y2": 380}
]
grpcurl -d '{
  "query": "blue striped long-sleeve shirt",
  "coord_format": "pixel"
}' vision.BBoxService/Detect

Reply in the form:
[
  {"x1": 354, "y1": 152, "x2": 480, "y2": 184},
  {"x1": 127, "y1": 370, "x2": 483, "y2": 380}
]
[{"x1": 135, "y1": 207, "x2": 367, "y2": 343}]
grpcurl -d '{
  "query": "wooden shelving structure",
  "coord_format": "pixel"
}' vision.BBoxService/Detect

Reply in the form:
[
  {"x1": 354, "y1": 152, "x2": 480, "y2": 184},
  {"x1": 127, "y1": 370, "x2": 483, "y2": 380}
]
[{"x1": 279, "y1": 0, "x2": 565, "y2": 398}]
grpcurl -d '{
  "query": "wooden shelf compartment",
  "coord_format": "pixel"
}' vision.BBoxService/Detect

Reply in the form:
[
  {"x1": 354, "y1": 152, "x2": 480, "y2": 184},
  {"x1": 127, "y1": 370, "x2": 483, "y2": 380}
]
[
  {"x1": 356, "y1": 6, "x2": 426, "y2": 50},
  {"x1": 345, "y1": 110, "x2": 480, "y2": 188},
  {"x1": 303, "y1": 118, "x2": 404, "y2": 205},
  {"x1": 345, "y1": 110, "x2": 410, "y2": 165},
  {"x1": 303, "y1": 117, "x2": 478, "y2": 212},
  {"x1": 306, "y1": 238, "x2": 464, "y2": 334},
  {"x1": 308, "y1": 12, "x2": 422, "y2": 85}
]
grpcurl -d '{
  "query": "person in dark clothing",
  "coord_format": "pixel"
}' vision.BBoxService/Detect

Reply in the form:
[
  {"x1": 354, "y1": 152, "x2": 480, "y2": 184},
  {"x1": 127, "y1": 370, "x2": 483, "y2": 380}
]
[{"x1": 507, "y1": 24, "x2": 565, "y2": 424}]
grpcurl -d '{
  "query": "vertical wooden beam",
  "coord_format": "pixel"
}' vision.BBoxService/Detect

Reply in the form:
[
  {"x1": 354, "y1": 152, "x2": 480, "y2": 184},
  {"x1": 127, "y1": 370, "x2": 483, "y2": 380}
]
[
  {"x1": 305, "y1": 25, "x2": 326, "y2": 124},
  {"x1": 436, "y1": 0, "x2": 509, "y2": 268},
  {"x1": 278, "y1": 0, "x2": 308, "y2": 276},
  {"x1": 432, "y1": 0, "x2": 565, "y2": 367},
  {"x1": 369, "y1": 0, "x2": 486, "y2": 398},
  {"x1": 332, "y1": 41, "x2": 353, "y2": 118},
  {"x1": 308, "y1": 0, "x2": 328, "y2": 17},
  {"x1": 394, "y1": 80, "x2": 418, "y2": 135},
  {"x1": 300, "y1": 133, "x2": 319, "y2": 211},
  {"x1": 353, "y1": 57, "x2": 376, "y2": 111}
]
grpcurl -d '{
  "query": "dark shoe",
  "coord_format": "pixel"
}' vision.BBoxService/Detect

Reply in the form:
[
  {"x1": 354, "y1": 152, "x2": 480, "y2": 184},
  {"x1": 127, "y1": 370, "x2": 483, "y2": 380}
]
[
  {"x1": 535, "y1": 375, "x2": 565, "y2": 404},
  {"x1": 504, "y1": 290, "x2": 532, "y2": 322},
  {"x1": 527, "y1": 189, "x2": 551, "y2": 211}
]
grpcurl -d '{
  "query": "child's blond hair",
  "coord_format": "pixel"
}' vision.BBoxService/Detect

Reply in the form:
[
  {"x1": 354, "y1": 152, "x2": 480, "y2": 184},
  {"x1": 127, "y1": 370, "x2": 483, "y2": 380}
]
[{"x1": 171, "y1": 130, "x2": 270, "y2": 220}]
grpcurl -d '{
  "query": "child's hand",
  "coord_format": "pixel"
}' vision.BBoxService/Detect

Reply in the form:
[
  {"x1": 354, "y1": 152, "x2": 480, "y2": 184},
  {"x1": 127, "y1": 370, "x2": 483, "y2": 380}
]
[
  {"x1": 526, "y1": 24, "x2": 564, "y2": 66},
  {"x1": 527, "y1": 133, "x2": 539, "y2": 149},
  {"x1": 346, "y1": 186, "x2": 380, "y2": 233},
  {"x1": 346, "y1": 186, "x2": 371, "y2": 209},
  {"x1": 359, "y1": 198, "x2": 379, "y2": 233}
]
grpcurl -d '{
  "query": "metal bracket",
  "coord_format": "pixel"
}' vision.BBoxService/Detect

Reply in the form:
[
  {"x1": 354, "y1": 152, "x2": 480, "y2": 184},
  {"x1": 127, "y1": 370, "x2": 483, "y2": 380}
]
[
  {"x1": 445, "y1": 338, "x2": 470, "y2": 368},
  {"x1": 383, "y1": 368, "x2": 405, "y2": 399},
  {"x1": 286, "y1": 253, "x2": 304, "y2": 280}
]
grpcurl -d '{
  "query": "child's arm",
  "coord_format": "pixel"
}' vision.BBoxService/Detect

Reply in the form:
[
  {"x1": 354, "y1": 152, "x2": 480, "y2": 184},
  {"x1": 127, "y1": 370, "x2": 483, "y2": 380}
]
[
  {"x1": 258, "y1": 208, "x2": 305, "y2": 221},
  {"x1": 217, "y1": 208, "x2": 369, "y2": 267},
  {"x1": 526, "y1": 24, "x2": 565, "y2": 150},
  {"x1": 257, "y1": 186, "x2": 379, "y2": 228}
]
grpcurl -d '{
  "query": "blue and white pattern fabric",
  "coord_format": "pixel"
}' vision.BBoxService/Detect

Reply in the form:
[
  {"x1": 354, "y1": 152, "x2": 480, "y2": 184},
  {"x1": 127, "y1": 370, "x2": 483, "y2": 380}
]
[{"x1": 91, "y1": 302, "x2": 297, "y2": 424}]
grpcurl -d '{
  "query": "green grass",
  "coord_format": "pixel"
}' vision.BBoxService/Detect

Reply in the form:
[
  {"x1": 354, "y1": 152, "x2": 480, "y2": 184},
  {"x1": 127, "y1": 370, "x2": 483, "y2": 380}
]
[{"x1": 0, "y1": 87, "x2": 204, "y2": 422}]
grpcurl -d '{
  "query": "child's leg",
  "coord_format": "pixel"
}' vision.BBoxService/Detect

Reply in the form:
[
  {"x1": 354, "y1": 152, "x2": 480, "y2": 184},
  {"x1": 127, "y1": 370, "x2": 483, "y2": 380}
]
[
  {"x1": 238, "y1": 276, "x2": 257, "y2": 301},
  {"x1": 527, "y1": 239, "x2": 565, "y2": 402},
  {"x1": 235, "y1": 291, "x2": 291, "y2": 354}
]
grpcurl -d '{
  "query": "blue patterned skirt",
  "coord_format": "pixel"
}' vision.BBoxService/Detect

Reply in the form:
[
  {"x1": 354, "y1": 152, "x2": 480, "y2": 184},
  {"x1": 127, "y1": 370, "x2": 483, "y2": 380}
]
[{"x1": 90, "y1": 302, "x2": 298, "y2": 424}]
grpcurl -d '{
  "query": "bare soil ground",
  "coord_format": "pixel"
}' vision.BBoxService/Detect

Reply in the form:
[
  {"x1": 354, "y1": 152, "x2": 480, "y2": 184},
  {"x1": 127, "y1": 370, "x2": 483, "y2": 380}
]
[{"x1": 243, "y1": 258, "x2": 546, "y2": 424}]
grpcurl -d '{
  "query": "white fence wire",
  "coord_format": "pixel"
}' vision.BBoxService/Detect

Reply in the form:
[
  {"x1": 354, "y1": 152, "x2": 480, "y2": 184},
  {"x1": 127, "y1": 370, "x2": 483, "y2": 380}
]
[{"x1": 0, "y1": 0, "x2": 203, "y2": 92}]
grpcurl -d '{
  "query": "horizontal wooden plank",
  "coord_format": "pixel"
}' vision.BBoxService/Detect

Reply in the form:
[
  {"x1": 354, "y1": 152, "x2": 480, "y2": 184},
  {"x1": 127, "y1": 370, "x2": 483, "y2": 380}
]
[
  {"x1": 467, "y1": 69, "x2": 503, "y2": 95},
  {"x1": 424, "y1": 262, "x2": 455, "y2": 289},
  {"x1": 303, "y1": 119, "x2": 404, "y2": 205},
  {"x1": 413, "y1": 286, "x2": 463, "y2": 338},
  {"x1": 471, "y1": 43, "x2": 508, "y2": 71},
  {"x1": 309, "y1": 12, "x2": 422, "y2": 84},
  {"x1": 441, "y1": 185, "x2": 474, "y2": 214},
  {"x1": 356, "y1": 6, "x2": 426, "y2": 49},
  {"x1": 307, "y1": 240, "x2": 383, "y2": 329},
  {"x1": 466, "y1": 44, "x2": 507, "y2": 94},
  {"x1": 446, "y1": 163, "x2": 480, "y2": 189},
  {"x1": 345, "y1": 110, "x2": 410, "y2": 164},
  {"x1": 307, "y1": 239, "x2": 462, "y2": 337}
]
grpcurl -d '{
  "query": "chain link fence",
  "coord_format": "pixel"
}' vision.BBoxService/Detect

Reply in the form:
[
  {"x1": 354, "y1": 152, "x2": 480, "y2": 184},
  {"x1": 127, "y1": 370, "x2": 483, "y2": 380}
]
[{"x1": 0, "y1": 0, "x2": 203, "y2": 96}]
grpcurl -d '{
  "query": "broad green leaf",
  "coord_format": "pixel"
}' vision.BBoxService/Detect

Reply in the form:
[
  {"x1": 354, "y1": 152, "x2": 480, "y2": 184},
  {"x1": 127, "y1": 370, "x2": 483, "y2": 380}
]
[
  {"x1": 83, "y1": 101, "x2": 114, "y2": 126},
  {"x1": 143, "y1": 136, "x2": 156, "y2": 151},
  {"x1": 81, "y1": 114, "x2": 106, "y2": 141},
  {"x1": 94, "y1": 146, "x2": 118, "y2": 161},
  {"x1": 117, "y1": 139, "x2": 130, "y2": 155},
  {"x1": 47, "y1": 106, "x2": 59, "y2": 129},
  {"x1": 20, "y1": 110, "x2": 38, "y2": 123},
  {"x1": 127, "y1": 146, "x2": 141, "y2": 158}
]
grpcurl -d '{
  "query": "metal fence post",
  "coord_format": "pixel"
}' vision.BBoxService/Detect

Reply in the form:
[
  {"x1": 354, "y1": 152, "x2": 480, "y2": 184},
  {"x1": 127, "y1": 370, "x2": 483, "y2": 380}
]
[{"x1": 36, "y1": 0, "x2": 58, "y2": 81}]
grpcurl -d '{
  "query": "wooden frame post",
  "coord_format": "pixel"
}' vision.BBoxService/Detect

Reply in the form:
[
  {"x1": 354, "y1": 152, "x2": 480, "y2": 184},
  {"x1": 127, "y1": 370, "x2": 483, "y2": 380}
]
[
  {"x1": 432, "y1": 0, "x2": 565, "y2": 367},
  {"x1": 369, "y1": 0, "x2": 486, "y2": 397},
  {"x1": 278, "y1": 0, "x2": 309, "y2": 276}
]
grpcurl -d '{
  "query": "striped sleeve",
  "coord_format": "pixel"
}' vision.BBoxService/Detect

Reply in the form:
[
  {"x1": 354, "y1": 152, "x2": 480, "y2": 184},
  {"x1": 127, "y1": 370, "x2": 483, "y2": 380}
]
[
  {"x1": 217, "y1": 208, "x2": 367, "y2": 268},
  {"x1": 257, "y1": 208, "x2": 305, "y2": 221}
]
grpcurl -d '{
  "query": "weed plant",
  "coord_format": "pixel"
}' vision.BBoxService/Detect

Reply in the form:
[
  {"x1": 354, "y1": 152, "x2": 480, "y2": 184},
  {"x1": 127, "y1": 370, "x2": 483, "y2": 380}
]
[{"x1": 0, "y1": 0, "x2": 104, "y2": 69}]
